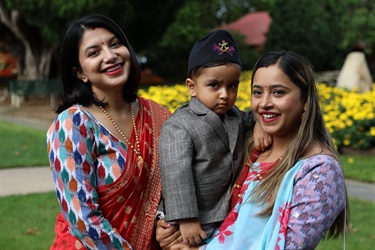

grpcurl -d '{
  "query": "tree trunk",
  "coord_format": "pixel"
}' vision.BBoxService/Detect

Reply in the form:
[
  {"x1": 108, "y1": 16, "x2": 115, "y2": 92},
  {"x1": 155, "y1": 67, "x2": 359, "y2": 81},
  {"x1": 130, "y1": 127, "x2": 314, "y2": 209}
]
[{"x1": 0, "y1": 5, "x2": 55, "y2": 80}]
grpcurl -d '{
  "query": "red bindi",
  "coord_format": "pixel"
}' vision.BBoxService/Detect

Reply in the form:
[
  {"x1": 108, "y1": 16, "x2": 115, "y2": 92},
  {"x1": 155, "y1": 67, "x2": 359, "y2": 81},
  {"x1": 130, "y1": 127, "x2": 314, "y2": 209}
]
[{"x1": 91, "y1": 27, "x2": 96, "y2": 30}]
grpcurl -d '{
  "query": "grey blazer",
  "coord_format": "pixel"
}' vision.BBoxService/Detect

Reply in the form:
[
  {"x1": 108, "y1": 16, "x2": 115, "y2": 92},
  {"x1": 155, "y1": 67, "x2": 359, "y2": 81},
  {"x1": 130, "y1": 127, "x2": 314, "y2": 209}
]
[{"x1": 159, "y1": 97, "x2": 252, "y2": 224}]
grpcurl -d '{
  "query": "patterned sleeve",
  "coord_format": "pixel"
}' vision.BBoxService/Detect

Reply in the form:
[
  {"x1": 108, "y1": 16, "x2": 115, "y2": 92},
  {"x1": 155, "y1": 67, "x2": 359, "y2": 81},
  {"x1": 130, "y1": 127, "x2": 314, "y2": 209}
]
[
  {"x1": 285, "y1": 155, "x2": 346, "y2": 249},
  {"x1": 47, "y1": 107, "x2": 131, "y2": 249}
]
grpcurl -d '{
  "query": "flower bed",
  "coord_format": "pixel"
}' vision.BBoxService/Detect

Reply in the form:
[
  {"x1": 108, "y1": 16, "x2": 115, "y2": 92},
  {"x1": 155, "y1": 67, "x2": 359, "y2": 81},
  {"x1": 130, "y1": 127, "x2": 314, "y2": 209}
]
[{"x1": 139, "y1": 71, "x2": 375, "y2": 150}]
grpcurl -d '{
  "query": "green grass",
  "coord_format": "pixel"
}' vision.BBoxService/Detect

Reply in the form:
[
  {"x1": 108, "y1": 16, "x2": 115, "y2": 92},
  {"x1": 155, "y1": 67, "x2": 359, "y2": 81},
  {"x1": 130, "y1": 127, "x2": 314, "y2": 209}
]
[
  {"x1": 0, "y1": 120, "x2": 373, "y2": 248},
  {"x1": 0, "y1": 192, "x2": 60, "y2": 249},
  {"x1": 341, "y1": 155, "x2": 375, "y2": 183},
  {"x1": 317, "y1": 198, "x2": 375, "y2": 250},
  {"x1": 0, "y1": 121, "x2": 49, "y2": 168},
  {"x1": 2, "y1": 121, "x2": 374, "y2": 183},
  {"x1": 0, "y1": 193, "x2": 373, "y2": 249}
]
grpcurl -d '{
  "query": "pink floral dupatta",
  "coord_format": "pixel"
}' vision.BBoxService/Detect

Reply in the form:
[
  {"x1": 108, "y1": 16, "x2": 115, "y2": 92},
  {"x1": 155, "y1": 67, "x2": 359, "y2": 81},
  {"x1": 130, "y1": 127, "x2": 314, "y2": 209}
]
[{"x1": 205, "y1": 159, "x2": 305, "y2": 250}]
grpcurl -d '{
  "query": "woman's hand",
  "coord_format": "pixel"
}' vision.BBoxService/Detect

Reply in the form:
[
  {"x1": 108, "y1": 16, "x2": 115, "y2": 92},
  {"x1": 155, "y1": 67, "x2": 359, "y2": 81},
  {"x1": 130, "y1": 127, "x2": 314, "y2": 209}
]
[
  {"x1": 170, "y1": 243, "x2": 200, "y2": 250},
  {"x1": 156, "y1": 219, "x2": 183, "y2": 250},
  {"x1": 253, "y1": 122, "x2": 272, "y2": 152}
]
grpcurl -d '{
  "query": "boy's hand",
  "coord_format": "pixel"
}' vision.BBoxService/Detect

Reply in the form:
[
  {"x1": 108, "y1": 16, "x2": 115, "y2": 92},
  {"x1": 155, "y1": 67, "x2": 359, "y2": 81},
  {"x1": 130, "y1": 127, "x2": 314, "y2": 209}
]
[
  {"x1": 253, "y1": 122, "x2": 272, "y2": 151},
  {"x1": 179, "y1": 218, "x2": 207, "y2": 246}
]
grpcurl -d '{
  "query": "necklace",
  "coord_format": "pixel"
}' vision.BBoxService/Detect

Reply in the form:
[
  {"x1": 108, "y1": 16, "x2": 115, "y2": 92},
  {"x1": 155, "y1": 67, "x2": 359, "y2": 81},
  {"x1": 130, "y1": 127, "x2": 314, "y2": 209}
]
[{"x1": 99, "y1": 104, "x2": 144, "y2": 168}]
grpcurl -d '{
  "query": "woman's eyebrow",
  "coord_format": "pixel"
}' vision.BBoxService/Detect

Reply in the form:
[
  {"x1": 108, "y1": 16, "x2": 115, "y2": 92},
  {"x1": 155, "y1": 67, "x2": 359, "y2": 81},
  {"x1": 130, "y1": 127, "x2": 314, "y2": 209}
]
[
  {"x1": 252, "y1": 83, "x2": 290, "y2": 89},
  {"x1": 84, "y1": 36, "x2": 118, "y2": 53}
]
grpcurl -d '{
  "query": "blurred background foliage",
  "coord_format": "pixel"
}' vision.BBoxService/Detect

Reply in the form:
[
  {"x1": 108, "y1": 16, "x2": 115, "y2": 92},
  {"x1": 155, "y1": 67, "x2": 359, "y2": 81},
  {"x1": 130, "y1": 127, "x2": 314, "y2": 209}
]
[
  {"x1": 1, "y1": 0, "x2": 374, "y2": 151},
  {"x1": 1, "y1": 0, "x2": 374, "y2": 81}
]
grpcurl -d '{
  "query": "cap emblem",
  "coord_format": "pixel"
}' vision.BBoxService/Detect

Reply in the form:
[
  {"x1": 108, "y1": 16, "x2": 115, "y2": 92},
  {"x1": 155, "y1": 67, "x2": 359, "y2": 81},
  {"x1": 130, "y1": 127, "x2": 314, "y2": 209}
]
[{"x1": 213, "y1": 40, "x2": 235, "y2": 56}]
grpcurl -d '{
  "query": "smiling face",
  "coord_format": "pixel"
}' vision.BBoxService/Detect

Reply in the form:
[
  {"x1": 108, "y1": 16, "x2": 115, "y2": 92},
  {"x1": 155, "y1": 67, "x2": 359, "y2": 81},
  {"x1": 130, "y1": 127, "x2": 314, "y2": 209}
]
[
  {"x1": 251, "y1": 64, "x2": 305, "y2": 141},
  {"x1": 76, "y1": 27, "x2": 131, "y2": 98},
  {"x1": 187, "y1": 63, "x2": 241, "y2": 115}
]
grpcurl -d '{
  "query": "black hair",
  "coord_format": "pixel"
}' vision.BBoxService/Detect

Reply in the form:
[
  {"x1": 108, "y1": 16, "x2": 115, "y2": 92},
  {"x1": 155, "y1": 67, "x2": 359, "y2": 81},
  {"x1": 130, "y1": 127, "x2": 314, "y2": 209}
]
[{"x1": 55, "y1": 13, "x2": 140, "y2": 113}]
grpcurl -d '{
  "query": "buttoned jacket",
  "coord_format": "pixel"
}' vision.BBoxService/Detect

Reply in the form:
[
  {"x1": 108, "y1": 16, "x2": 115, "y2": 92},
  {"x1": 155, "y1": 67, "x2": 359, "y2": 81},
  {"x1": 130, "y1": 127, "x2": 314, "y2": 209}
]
[{"x1": 159, "y1": 97, "x2": 253, "y2": 224}]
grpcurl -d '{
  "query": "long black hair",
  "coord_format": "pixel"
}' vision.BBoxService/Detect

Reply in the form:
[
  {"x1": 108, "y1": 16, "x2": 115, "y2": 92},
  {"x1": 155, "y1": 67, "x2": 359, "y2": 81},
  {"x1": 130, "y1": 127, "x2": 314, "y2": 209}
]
[{"x1": 55, "y1": 13, "x2": 140, "y2": 113}]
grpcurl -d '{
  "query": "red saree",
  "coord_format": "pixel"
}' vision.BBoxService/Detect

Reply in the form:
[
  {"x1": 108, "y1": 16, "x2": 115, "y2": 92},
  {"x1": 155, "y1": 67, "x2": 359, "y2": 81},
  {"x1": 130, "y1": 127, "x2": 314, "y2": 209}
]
[{"x1": 50, "y1": 98, "x2": 171, "y2": 250}]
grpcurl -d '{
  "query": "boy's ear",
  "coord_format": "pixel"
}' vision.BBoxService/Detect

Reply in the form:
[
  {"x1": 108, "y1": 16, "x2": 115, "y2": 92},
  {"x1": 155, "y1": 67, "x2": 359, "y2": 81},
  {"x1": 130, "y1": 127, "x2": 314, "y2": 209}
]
[
  {"x1": 186, "y1": 78, "x2": 196, "y2": 97},
  {"x1": 72, "y1": 67, "x2": 88, "y2": 83}
]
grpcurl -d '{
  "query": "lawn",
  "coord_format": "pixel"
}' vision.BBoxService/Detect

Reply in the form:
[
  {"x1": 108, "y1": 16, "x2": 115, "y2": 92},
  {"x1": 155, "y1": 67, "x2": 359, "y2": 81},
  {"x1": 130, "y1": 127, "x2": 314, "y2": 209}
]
[
  {"x1": 0, "y1": 121, "x2": 49, "y2": 168},
  {"x1": 316, "y1": 198, "x2": 375, "y2": 250},
  {"x1": 1, "y1": 121, "x2": 374, "y2": 183},
  {"x1": 0, "y1": 121, "x2": 374, "y2": 249},
  {"x1": 0, "y1": 192, "x2": 59, "y2": 249},
  {"x1": 0, "y1": 193, "x2": 373, "y2": 249},
  {"x1": 341, "y1": 155, "x2": 375, "y2": 183}
]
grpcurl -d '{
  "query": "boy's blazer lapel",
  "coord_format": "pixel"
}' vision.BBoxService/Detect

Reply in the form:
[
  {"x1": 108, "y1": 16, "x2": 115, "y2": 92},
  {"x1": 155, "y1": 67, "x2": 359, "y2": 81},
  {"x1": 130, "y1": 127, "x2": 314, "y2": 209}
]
[
  {"x1": 224, "y1": 113, "x2": 240, "y2": 154},
  {"x1": 189, "y1": 98, "x2": 229, "y2": 148}
]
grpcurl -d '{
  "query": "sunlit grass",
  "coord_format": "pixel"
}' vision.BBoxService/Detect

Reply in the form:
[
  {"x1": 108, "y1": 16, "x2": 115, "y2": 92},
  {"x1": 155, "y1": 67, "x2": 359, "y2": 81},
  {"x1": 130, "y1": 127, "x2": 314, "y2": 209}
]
[{"x1": 0, "y1": 121, "x2": 49, "y2": 168}]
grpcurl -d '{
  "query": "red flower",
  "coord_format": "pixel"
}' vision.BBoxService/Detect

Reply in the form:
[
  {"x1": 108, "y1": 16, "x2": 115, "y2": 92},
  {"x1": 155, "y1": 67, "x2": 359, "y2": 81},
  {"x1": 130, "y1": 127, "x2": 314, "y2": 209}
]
[
  {"x1": 278, "y1": 202, "x2": 291, "y2": 237},
  {"x1": 217, "y1": 228, "x2": 234, "y2": 244},
  {"x1": 215, "y1": 210, "x2": 238, "y2": 243},
  {"x1": 218, "y1": 211, "x2": 238, "y2": 231},
  {"x1": 275, "y1": 237, "x2": 282, "y2": 250}
]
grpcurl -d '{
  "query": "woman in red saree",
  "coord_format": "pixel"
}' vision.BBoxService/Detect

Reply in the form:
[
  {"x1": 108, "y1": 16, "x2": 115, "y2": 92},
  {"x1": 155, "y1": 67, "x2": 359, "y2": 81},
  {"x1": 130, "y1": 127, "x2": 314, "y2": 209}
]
[{"x1": 47, "y1": 14, "x2": 170, "y2": 249}]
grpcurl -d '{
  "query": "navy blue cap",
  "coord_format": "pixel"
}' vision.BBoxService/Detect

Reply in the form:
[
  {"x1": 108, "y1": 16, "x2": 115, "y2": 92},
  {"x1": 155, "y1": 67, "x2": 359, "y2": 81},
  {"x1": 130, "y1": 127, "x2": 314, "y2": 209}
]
[{"x1": 188, "y1": 29, "x2": 241, "y2": 75}]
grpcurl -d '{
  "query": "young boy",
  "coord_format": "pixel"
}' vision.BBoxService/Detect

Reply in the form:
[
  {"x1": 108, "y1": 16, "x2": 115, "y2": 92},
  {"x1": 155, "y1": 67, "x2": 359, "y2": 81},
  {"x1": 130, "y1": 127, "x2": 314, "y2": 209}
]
[{"x1": 158, "y1": 30, "x2": 254, "y2": 246}]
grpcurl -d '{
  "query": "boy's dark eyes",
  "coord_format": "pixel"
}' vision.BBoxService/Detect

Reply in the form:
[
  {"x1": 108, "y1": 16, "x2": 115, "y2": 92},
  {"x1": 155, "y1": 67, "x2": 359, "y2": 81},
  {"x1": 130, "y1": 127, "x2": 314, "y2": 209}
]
[
  {"x1": 229, "y1": 84, "x2": 239, "y2": 89},
  {"x1": 208, "y1": 83, "x2": 238, "y2": 89}
]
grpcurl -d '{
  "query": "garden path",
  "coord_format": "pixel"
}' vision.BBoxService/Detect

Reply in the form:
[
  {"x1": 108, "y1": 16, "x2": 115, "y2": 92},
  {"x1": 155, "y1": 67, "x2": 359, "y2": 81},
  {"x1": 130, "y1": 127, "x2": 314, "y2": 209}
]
[{"x1": 0, "y1": 100, "x2": 374, "y2": 202}]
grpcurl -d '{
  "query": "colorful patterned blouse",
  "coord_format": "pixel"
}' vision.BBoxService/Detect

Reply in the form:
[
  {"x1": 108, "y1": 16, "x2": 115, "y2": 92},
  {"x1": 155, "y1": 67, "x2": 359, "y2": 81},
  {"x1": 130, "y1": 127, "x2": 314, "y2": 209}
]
[{"x1": 47, "y1": 99, "x2": 171, "y2": 250}]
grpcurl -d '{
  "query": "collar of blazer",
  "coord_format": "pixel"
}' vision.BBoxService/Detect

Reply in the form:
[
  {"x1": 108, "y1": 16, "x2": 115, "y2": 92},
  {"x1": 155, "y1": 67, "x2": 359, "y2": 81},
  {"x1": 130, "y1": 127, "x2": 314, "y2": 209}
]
[
  {"x1": 188, "y1": 97, "x2": 211, "y2": 115},
  {"x1": 188, "y1": 97, "x2": 240, "y2": 119},
  {"x1": 188, "y1": 97, "x2": 240, "y2": 153}
]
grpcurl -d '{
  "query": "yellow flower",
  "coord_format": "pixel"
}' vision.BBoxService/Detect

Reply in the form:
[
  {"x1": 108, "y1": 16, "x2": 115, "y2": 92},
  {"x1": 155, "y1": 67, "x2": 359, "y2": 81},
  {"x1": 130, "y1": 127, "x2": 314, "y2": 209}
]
[
  {"x1": 139, "y1": 74, "x2": 374, "y2": 151},
  {"x1": 370, "y1": 127, "x2": 375, "y2": 136},
  {"x1": 345, "y1": 119, "x2": 353, "y2": 127},
  {"x1": 343, "y1": 139, "x2": 350, "y2": 146},
  {"x1": 339, "y1": 113, "x2": 347, "y2": 121},
  {"x1": 348, "y1": 158, "x2": 354, "y2": 163}
]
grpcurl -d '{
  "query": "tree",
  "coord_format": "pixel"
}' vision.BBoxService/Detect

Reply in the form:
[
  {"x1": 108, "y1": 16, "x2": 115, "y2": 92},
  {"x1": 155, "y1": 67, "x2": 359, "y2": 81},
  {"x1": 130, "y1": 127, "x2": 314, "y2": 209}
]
[
  {"x1": 332, "y1": 0, "x2": 375, "y2": 53},
  {"x1": 264, "y1": 0, "x2": 340, "y2": 71},
  {"x1": 0, "y1": 0, "x2": 130, "y2": 80},
  {"x1": 264, "y1": 0, "x2": 375, "y2": 71},
  {"x1": 149, "y1": 0, "x2": 254, "y2": 79},
  {"x1": 0, "y1": 0, "x2": 183, "y2": 80}
]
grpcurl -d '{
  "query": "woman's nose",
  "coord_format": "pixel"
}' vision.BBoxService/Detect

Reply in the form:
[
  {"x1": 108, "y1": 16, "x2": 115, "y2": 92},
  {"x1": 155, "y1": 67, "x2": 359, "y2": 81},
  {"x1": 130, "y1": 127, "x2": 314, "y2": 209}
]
[
  {"x1": 259, "y1": 94, "x2": 273, "y2": 109},
  {"x1": 103, "y1": 49, "x2": 117, "y2": 62}
]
